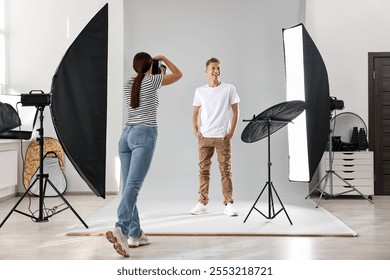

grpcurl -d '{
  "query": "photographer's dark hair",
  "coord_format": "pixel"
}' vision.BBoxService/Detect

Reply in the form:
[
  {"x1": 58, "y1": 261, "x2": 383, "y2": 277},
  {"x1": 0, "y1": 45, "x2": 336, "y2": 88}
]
[{"x1": 131, "y1": 52, "x2": 152, "y2": 108}]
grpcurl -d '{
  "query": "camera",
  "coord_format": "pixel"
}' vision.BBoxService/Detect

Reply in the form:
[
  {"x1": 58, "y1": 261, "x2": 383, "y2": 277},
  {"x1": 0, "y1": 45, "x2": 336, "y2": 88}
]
[{"x1": 152, "y1": 59, "x2": 162, "y2": 74}]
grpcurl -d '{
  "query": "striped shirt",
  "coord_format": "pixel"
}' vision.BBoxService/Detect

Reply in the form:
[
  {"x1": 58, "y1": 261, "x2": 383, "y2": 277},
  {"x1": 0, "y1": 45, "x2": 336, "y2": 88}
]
[{"x1": 124, "y1": 74, "x2": 163, "y2": 126}]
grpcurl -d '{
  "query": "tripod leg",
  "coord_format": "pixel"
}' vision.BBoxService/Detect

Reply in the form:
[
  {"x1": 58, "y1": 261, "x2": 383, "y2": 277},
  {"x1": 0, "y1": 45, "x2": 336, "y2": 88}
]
[
  {"x1": 316, "y1": 172, "x2": 330, "y2": 208},
  {"x1": 46, "y1": 179, "x2": 89, "y2": 228},
  {"x1": 269, "y1": 182, "x2": 293, "y2": 225},
  {"x1": 268, "y1": 183, "x2": 275, "y2": 219},
  {"x1": 0, "y1": 191, "x2": 30, "y2": 228},
  {"x1": 244, "y1": 182, "x2": 267, "y2": 223},
  {"x1": 37, "y1": 175, "x2": 50, "y2": 222},
  {"x1": 332, "y1": 172, "x2": 374, "y2": 204},
  {"x1": 305, "y1": 172, "x2": 328, "y2": 199},
  {"x1": 0, "y1": 177, "x2": 40, "y2": 228}
]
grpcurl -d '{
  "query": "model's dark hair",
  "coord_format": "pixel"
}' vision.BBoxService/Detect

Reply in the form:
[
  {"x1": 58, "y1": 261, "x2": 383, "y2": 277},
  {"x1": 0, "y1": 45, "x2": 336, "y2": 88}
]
[
  {"x1": 206, "y1": 57, "x2": 220, "y2": 67},
  {"x1": 131, "y1": 52, "x2": 152, "y2": 108}
]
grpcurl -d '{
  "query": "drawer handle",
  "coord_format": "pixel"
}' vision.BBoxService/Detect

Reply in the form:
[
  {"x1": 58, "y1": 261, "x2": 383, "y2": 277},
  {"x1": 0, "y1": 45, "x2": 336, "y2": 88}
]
[
  {"x1": 343, "y1": 171, "x2": 355, "y2": 173},
  {"x1": 342, "y1": 153, "x2": 354, "y2": 155},
  {"x1": 343, "y1": 165, "x2": 354, "y2": 167},
  {"x1": 343, "y1": 178, "x2": 354, "y2": 181},
  {"x1": 343, "y1": 159, "x2": 354, "y2": 161}
]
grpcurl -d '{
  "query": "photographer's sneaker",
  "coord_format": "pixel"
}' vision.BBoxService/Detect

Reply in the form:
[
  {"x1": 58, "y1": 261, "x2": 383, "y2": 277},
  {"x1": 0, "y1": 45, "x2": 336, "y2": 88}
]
[
  {"x1": 189, "y1": 202, "x2": 209, "y2": 215},
  {"x1": 224, "y1": 203, "x2": 238, "y2": 216},
  {"x1": 128, "y1": 231, "x2": 150, "y2": 248},
  {"x1": 105, "y1": 226, "x2": 131, "y2": 257}
]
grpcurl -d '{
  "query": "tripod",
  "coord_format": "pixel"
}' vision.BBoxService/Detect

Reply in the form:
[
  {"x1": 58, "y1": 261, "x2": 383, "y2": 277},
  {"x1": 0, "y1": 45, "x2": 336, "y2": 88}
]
[
  {"x1": 305, "y1": 114, "x2": 374, "y2": 208},
  {"x1": 243, "y1": 118, "x2": 293, "y2": 225},
  {"x1": 0, "y1": 105, "x2": 88, "y2": 228}
]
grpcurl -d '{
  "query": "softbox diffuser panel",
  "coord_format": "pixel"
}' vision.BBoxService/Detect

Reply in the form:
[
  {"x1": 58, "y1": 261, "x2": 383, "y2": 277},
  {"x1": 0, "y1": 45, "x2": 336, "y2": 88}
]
[
  {"x1": 283, "y1": 23, "x2": 330, "y2": 182},
  {"x1": 50, "y1": 4, "x2": 108, "y2": 198}
]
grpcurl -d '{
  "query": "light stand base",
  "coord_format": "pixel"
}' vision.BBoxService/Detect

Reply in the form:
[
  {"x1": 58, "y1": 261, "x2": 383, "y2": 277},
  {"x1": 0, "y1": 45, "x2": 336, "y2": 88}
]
[
  {"x1": 306, "y1": 112, "x2": 374, "y2": 208},
  {"x1": 0, "y1": 105, "x2": 88, "y2": 229},
  {"x1": 306, "y1": 170, "x2": 374, "y2": 208},
  {"x1": 0, "y1": 174, "x2": 89, "y2": 228},
  {"x1": 244, "y1": 181, "x2": 293, "y2": 225}
]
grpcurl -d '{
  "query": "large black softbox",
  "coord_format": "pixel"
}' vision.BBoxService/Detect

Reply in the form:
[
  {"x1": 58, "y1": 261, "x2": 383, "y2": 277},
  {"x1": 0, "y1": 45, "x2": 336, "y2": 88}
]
[
  {"x1": 283, "y1": 23, "x2": 330, "y2": 182},
  {"x1": 50, "y1": 4, "x2": 108, "y2": 198}
]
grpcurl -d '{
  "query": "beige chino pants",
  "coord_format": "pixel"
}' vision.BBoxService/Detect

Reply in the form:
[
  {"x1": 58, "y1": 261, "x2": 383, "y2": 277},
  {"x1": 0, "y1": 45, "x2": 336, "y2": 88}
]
[{"x1": 197, "y1": 137, "x2": 234, "y2": 205}]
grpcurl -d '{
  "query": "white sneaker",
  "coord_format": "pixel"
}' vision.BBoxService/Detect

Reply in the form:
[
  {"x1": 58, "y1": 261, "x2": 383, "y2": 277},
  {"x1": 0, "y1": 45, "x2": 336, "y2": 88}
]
[
  {"x1": 224, "y1": 203, "x2": 238, "y2": 216},
  {"x1": 105, "y1": 226, "x2": 131, "y2": 257},
  {"x1": 128, "y1": 230, "x2": 150, "y2": 248},
  {"x1": 189, "y1": 202, "x2": 209, "y2": 215}
]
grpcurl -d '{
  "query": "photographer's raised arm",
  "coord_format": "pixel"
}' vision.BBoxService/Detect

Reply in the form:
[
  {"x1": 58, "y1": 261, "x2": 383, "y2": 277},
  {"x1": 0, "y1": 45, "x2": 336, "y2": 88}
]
[{"x1": 153, "y1": 55, "x2": 182, "y2": 86}]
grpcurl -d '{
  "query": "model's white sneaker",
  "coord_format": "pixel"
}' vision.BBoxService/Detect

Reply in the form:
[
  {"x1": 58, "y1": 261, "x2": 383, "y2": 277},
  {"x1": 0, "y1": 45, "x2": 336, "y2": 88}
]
[
  {"x1": 189, "y1": 202, "x2": 209, "y2": 215},
  {"x1": 105, "y1": 226, "x2": 131, "y2": 257},
  {"x1": 128, "y1": 230, "x2": 150, "y2": 248},
  {"x1": 224, "y1": 203, "x2": 238, "y2": 216}
]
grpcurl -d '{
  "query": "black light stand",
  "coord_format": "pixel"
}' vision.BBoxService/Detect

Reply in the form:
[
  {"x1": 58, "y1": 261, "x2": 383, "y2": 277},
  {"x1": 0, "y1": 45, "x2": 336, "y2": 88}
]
[
  {"x1": 305, "y1": 112, "x2": 374, "y2": 208},
  {"x1": 0, "y1": 104, "x2": 88, "y2": 228},
  {"x1": 241, "y1": 100, "x2": 306, "y2": 225},
  {"x1": 243, "y1": 118, "x2": 293, "y2": 225}
]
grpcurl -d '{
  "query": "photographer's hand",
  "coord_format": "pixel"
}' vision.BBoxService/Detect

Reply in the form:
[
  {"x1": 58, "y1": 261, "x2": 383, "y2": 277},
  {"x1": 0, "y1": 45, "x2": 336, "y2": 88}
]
[{"x1": 153, "y1": 55, "x2": 182, "y2": 85}]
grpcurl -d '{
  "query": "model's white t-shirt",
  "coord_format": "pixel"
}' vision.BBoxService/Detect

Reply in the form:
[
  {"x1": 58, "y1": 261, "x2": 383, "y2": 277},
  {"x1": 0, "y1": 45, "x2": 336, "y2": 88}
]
[{"x1": 193, "y1": 82, "x2": 240, "y2": 138}]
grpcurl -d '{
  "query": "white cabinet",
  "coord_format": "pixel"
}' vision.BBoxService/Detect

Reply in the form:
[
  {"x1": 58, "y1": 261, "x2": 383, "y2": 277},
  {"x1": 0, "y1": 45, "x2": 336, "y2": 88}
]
[
  {"x1": 0, "y1": 150, "x2": 18, "y2": 199},
  {"x1": 319, "y1": 151, "x2": 374, "y2": 196}
]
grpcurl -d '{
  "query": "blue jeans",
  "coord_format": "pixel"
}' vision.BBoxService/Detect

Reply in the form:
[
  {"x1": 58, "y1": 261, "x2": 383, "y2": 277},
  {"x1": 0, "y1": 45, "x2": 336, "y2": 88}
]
[{"x1": 116, "y1": 125, "x2": 157, "y2": 237}]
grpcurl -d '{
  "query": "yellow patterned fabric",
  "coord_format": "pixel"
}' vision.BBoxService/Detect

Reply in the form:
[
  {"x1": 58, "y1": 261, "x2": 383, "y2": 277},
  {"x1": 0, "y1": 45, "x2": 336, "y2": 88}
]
[{"x1": 23, "y1": 137, "x2": 65, "y2": 189}]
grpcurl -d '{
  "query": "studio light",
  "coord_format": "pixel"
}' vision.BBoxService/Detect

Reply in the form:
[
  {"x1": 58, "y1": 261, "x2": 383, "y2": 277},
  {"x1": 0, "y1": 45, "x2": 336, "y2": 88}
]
[
  {"x1": 0, "y1": 4, "x2": 108, "y2": 227},
  {"x1": 282, "y1": 23, "x2": 330, "y2": 182},
  {"x1": 50, "y1": 4, "x2": 108, "y2": 198},
  {"x1": 329, "y1": 96, "x2": 344, "y2": 111}
]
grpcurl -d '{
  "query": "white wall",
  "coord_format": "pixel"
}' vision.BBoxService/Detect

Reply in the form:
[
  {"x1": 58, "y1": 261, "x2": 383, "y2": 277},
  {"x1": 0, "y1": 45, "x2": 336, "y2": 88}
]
[
  {"x1": 4, "y1": 0, "x2": 309, "y2": 202},
  {"x1": 305, "y1": 0, "x2": 390, "y2": 128},
  {"x1": 124, "y1": 0, "x2": 308, "y2": 203},
  {"x1": 8, "y1": 0, "x2": 385, "y2": 204},
  {"x1": 5, "y1": 0, "x2": 123, "y2": 195}
]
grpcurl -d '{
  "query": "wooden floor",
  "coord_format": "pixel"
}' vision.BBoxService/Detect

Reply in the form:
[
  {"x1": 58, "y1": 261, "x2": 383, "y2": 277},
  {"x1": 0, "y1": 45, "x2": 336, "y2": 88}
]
[{"x1": 0, "y1": 194, "x2": 389, "y2": 260}]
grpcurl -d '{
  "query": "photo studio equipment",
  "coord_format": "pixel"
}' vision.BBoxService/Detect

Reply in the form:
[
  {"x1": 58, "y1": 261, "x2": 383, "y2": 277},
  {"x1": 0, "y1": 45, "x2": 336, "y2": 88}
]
[
  {"x1": 282, "y1": 23, "x2": 373, "y2": 207},
  {"x1": 0, "y1": 4, "x2": 108, "y2": 228},
  {"x1": 241, "y1": 100, "x2": 306, "y2": 225},
  {"x1": 0, "y1": 90, "x2": 88, "y2": 228},
  {"x1": 305, "y1": 99, "x2": 373, "y2": 206},
  {"x1": 330, "y1": 111, "x2": 369, "y2": 152},
  {"x1": 152, "y1": 59, "x2": 162, "y2": 74}
]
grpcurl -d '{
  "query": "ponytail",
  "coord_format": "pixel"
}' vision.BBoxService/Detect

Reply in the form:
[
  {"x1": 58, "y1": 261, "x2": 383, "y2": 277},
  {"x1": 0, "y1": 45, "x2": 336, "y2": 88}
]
[
  {"x1": 131, "y1": 73, "x2": 144, "y2": 108},
  {"x1": 130, "y1": 52, "x2": 152, "y2": 108}
]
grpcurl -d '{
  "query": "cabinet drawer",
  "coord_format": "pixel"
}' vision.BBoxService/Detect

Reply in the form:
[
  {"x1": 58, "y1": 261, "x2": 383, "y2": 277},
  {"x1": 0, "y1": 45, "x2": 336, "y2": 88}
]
[
  {"x1": 326, "y1": 158, "x2": 372, "y2": 166},
  {"x1": 330, "y1": 164, "x2": 373, "y2": 172},
  {"x1": 324, "y1": 152, "x2": 373, "y2": 160},
  {"x1": 331, "y1": 186, "x2": 373, "y2": 196},
  {"x1": 331, "y1": 170, "x2": 373, "y2": 178},
  {"x1": 331, "y1": 177, "x2": 373, "y2": 187}
]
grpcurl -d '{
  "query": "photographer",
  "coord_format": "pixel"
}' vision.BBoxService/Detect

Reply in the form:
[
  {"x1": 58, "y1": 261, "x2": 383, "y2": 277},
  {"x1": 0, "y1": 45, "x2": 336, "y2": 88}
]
[{"x1": 105, "y1": 53, "x2": 182, "y2": 257}]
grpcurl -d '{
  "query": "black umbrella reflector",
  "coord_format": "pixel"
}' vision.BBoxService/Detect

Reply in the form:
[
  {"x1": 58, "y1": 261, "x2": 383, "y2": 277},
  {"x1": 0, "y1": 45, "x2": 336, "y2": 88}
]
[
  {"x1": 283, "y1": 23, "x2": 330, "y2": 182},
  {"x1": 241, "y1": 100, "x2": 307, "y2": 143},
  {"x1": 50, "y1": 4, "x2": 108, "y2": 198}
]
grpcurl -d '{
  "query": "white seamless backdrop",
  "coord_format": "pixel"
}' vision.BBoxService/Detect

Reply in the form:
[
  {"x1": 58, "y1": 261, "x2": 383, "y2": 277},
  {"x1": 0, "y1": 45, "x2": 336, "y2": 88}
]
[{"x1": 123, "y1": 0, "x2": 309, "y2": 204}]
